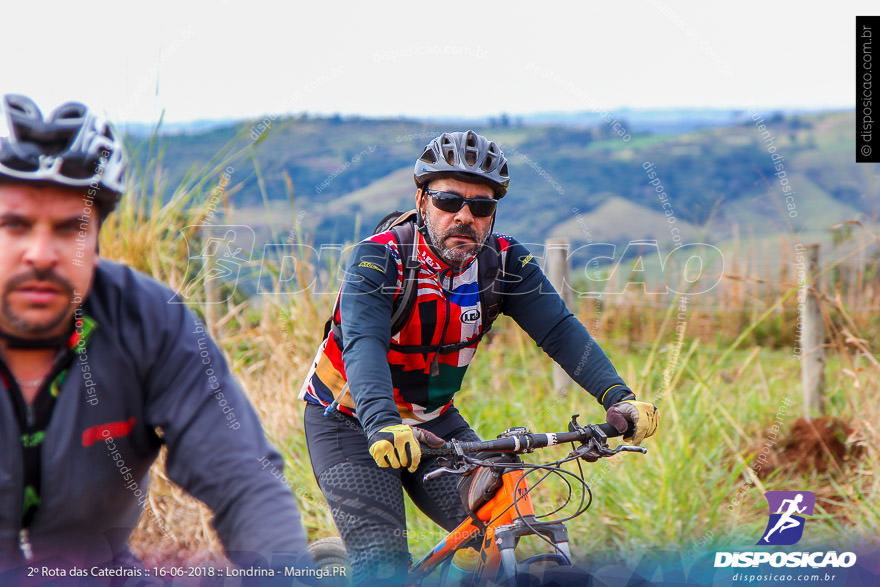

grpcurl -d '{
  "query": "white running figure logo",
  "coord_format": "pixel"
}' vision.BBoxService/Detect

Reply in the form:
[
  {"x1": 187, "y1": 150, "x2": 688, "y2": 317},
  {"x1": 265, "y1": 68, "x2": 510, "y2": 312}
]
[
  {"x1": 762, "y1": 493, "x2": 807, "y2": 543},
  {"x1": 181, "y1": 229, "x2": 246, "y2": 300}
]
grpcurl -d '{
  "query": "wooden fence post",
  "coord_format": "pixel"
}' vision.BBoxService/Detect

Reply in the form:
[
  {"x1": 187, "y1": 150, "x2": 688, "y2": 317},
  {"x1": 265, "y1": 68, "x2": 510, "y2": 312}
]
[
  {"x1": 801, "y1": 243, "x2": 825, "y2": 418},
  {"x1": 200, "y1": 225, "x2": 226, "y2": 338},
  {"x1": 546, "y1": 238, "x2": 573, "y2": 395},
  {"x1": 204, "y1": 248, "x2": 221, "y2": 337}
]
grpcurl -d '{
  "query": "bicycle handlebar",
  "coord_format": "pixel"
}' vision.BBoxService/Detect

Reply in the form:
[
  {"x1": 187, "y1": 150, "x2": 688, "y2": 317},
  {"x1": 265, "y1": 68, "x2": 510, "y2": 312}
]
[{"x1": 423, "y1": 421, "x2": 621, "y2": 457}]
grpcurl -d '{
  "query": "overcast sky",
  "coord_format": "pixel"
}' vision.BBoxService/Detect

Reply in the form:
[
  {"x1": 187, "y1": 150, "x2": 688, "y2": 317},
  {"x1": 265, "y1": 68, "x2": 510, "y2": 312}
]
[{"x1": 3, "y1": 1, "x2": 870, "y2": 124}]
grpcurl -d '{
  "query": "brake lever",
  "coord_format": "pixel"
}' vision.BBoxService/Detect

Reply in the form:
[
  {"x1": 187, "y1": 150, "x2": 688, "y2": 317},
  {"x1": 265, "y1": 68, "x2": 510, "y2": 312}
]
[
  {"x1": 615, "y1": 445, "x2": 648, "y2": 454},
  {"x1": 570, "y1": 438, "x2": 610, "y2": 462},
  {"x1": 422, "y1": 458, "x2": 480, "y2": 482},
  {"x1": 581, "y1": 443, "x2": 648, "y2": 459},
  {"x1": 569, "y1": 435, "x2": 648, "y2": 461},
  {"x1": 423, "y1": 464, "x2": 472, "y2": 482},
  {"x1": 422, "y1": 440, "x2": 478, "y2": 482}
]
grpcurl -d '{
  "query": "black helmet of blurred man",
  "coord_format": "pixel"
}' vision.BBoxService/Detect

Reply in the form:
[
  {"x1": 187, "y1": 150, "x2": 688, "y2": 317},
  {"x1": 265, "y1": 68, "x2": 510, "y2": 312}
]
[{"x1": 0, "y1": 94, "x2": 126, "y2": 219}]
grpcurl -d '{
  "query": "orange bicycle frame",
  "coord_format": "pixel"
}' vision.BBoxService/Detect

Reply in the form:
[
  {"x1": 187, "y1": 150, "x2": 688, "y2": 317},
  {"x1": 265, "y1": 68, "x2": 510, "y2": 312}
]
[{"x1": 409, "y1": 467, "x2": 545, "y2": 582}]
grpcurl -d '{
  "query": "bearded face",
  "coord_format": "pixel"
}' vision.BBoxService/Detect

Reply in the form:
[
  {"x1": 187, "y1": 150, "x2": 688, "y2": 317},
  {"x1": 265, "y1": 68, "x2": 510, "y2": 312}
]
[
  {"x1": 0, "y1": 184, "x2": 99, "y2": 340},
  {"x1": 419, "y1": 178, "x2": 495, "y2": 267}
]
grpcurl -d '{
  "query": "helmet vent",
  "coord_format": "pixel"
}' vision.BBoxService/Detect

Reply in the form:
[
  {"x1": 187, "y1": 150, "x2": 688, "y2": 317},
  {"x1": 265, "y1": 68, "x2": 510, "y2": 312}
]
[
  {"x1": 55, "y1": 108, "x2": 84, "y2": 121},
  {"x1": 420, "y1": 150, "x2": 437, "y2": 164},
  {"x1": 440, "y1": 135, "x2": 456, "y2": 165}
]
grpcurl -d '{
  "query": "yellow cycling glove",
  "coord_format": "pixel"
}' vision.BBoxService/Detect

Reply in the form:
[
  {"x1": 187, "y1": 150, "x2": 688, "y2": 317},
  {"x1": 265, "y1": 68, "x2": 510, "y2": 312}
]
[
  {"x1": 368, "y1": 424, "x2": 443, "y2": 473},
  {"x1": 605, "y1": 400, "x2": 659, "y2": 445}
]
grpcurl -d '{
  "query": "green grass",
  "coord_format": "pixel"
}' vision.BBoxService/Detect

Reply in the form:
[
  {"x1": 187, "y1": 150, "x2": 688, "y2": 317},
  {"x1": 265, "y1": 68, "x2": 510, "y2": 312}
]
[
  {"x1": 270, "y1": 304, "x2": 878, "y2": 568},
  {"x1": 389, "y1": 337, "x2": 878, "y2": 565}
]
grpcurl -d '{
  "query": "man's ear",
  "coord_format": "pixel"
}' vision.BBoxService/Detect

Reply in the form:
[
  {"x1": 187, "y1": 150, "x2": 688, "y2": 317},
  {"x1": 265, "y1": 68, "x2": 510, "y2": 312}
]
[{"x1": 415, "y1": 188, "x2": 425, "y2": 214}]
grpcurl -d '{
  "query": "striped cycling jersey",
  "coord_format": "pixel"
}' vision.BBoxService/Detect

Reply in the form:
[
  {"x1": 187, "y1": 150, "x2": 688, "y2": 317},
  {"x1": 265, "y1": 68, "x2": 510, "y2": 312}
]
[
  {"x1": 300, "y1": 229, "x2": 507, "y2": 423},
  {"x1": 299, "y1": 227, "x2": 635, "y2": 440}
]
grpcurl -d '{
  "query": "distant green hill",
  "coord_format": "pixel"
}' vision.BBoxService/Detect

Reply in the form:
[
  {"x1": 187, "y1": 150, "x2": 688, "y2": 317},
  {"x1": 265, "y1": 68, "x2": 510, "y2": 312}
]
[{"x1": 132, "y1": 111, "x2": 875, "y2": 261}]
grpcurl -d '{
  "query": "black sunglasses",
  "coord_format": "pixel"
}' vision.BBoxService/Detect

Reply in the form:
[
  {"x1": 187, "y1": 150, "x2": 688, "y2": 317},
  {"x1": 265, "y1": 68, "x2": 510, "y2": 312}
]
[{"x1": 425, "y1": 190, "x2": 497, "y2": 218}]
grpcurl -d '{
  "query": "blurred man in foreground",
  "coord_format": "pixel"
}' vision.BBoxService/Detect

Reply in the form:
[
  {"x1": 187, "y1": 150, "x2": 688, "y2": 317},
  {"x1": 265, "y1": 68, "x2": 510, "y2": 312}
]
[{"x1": 0, "y1": 93, "x2": 310, "y2": 580}]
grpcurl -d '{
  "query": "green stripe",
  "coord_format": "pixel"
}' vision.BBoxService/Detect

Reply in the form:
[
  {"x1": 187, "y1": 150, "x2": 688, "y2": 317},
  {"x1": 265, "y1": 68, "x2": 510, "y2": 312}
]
[
  {"x1": 22, "y1": 485, "x2": 40, "y2": 514},
  {"x1": 73, "y1": 315, "x2": 98, "y2": 354},
  {"x1": 425, "y1": 363, "x2": 467, "y2": 412},
  {"x1": 20, "y1": 431, "x2": 45, "y2": 448}
]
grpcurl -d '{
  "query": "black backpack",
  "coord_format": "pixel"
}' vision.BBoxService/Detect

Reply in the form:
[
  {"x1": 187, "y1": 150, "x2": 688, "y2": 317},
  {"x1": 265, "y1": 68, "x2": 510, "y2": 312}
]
[{"x1": 324, "y1": 209, "x2": 505, "y2": 355}]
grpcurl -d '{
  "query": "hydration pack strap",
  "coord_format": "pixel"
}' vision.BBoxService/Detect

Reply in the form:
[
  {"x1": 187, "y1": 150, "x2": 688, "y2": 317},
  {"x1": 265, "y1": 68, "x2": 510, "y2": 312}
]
[
  {"x1": 327, "y1": 213, "x2": 505, "y2": 354},
  {"x1": 388, "y1": 221, "x2": 420, "y2": 336},
  {"x1": 389, "y1": 330, "x2": 488, "y2": 354}
]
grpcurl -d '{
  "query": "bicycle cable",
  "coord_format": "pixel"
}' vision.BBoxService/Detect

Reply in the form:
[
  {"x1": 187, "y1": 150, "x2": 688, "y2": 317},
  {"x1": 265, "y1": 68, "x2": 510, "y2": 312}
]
[
  {"x1": 456, "y1": 452, "x2": 593, "y2": 567},
  {"x1": 510, "y1": 461, "x2": 594, "y2": 565}
]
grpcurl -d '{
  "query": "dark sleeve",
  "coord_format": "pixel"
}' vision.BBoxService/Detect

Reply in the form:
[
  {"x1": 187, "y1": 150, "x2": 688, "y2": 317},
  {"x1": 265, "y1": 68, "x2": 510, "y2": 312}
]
[
  {"x1": 499, "y1": 238, "x2": 636, "y2": 410},
  {"x1": 141, "y1": 293, "x2": 310, "y2": 568},
  {"x1": 337, "y1": 240, "x2": 402, "y2": 439}
]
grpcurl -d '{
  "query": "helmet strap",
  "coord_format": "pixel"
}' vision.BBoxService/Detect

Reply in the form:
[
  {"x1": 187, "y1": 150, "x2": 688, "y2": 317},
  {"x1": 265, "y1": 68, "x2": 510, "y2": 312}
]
[
  {"x1": 415, "y1": 190, "x2": 431, "y2": 244},
  {"x1": 0, "y1": 329, "x2": 68, "y2": 350},
  {"x1": 415, "y1": 189, "x2": 426, "y2": 225}
]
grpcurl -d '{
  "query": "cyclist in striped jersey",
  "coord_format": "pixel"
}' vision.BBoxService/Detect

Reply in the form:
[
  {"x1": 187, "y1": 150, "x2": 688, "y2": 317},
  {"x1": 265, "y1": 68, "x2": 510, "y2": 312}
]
[{"x1": 301, "y1": 131, "x2": 659, "y2": 584}]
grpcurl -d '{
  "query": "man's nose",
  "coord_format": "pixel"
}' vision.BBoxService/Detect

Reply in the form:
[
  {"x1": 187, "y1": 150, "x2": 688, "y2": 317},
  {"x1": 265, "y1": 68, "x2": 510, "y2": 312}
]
[
  {"x1": 453, "y1": 201, "x2": 475, "y2": 224},
  {"x1": 23, "y1": 228, "x2": 60, "y2": 269}
]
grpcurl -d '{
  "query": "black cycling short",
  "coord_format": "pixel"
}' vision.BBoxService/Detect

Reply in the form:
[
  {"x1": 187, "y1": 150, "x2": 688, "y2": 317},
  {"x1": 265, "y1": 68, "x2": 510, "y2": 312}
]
[{"x1": 303, "y1": 402, "x2": 480, "y2": 585}]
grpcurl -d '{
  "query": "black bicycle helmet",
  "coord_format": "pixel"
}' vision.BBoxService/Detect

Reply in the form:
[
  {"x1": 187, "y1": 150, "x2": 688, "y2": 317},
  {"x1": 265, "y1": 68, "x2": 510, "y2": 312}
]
[
  {"x1": 0, "y1": 94, "x2": 126, "y2": 217},
  {"x1": 414, "y1": 130, "x2": 510, "y2": 198}
]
